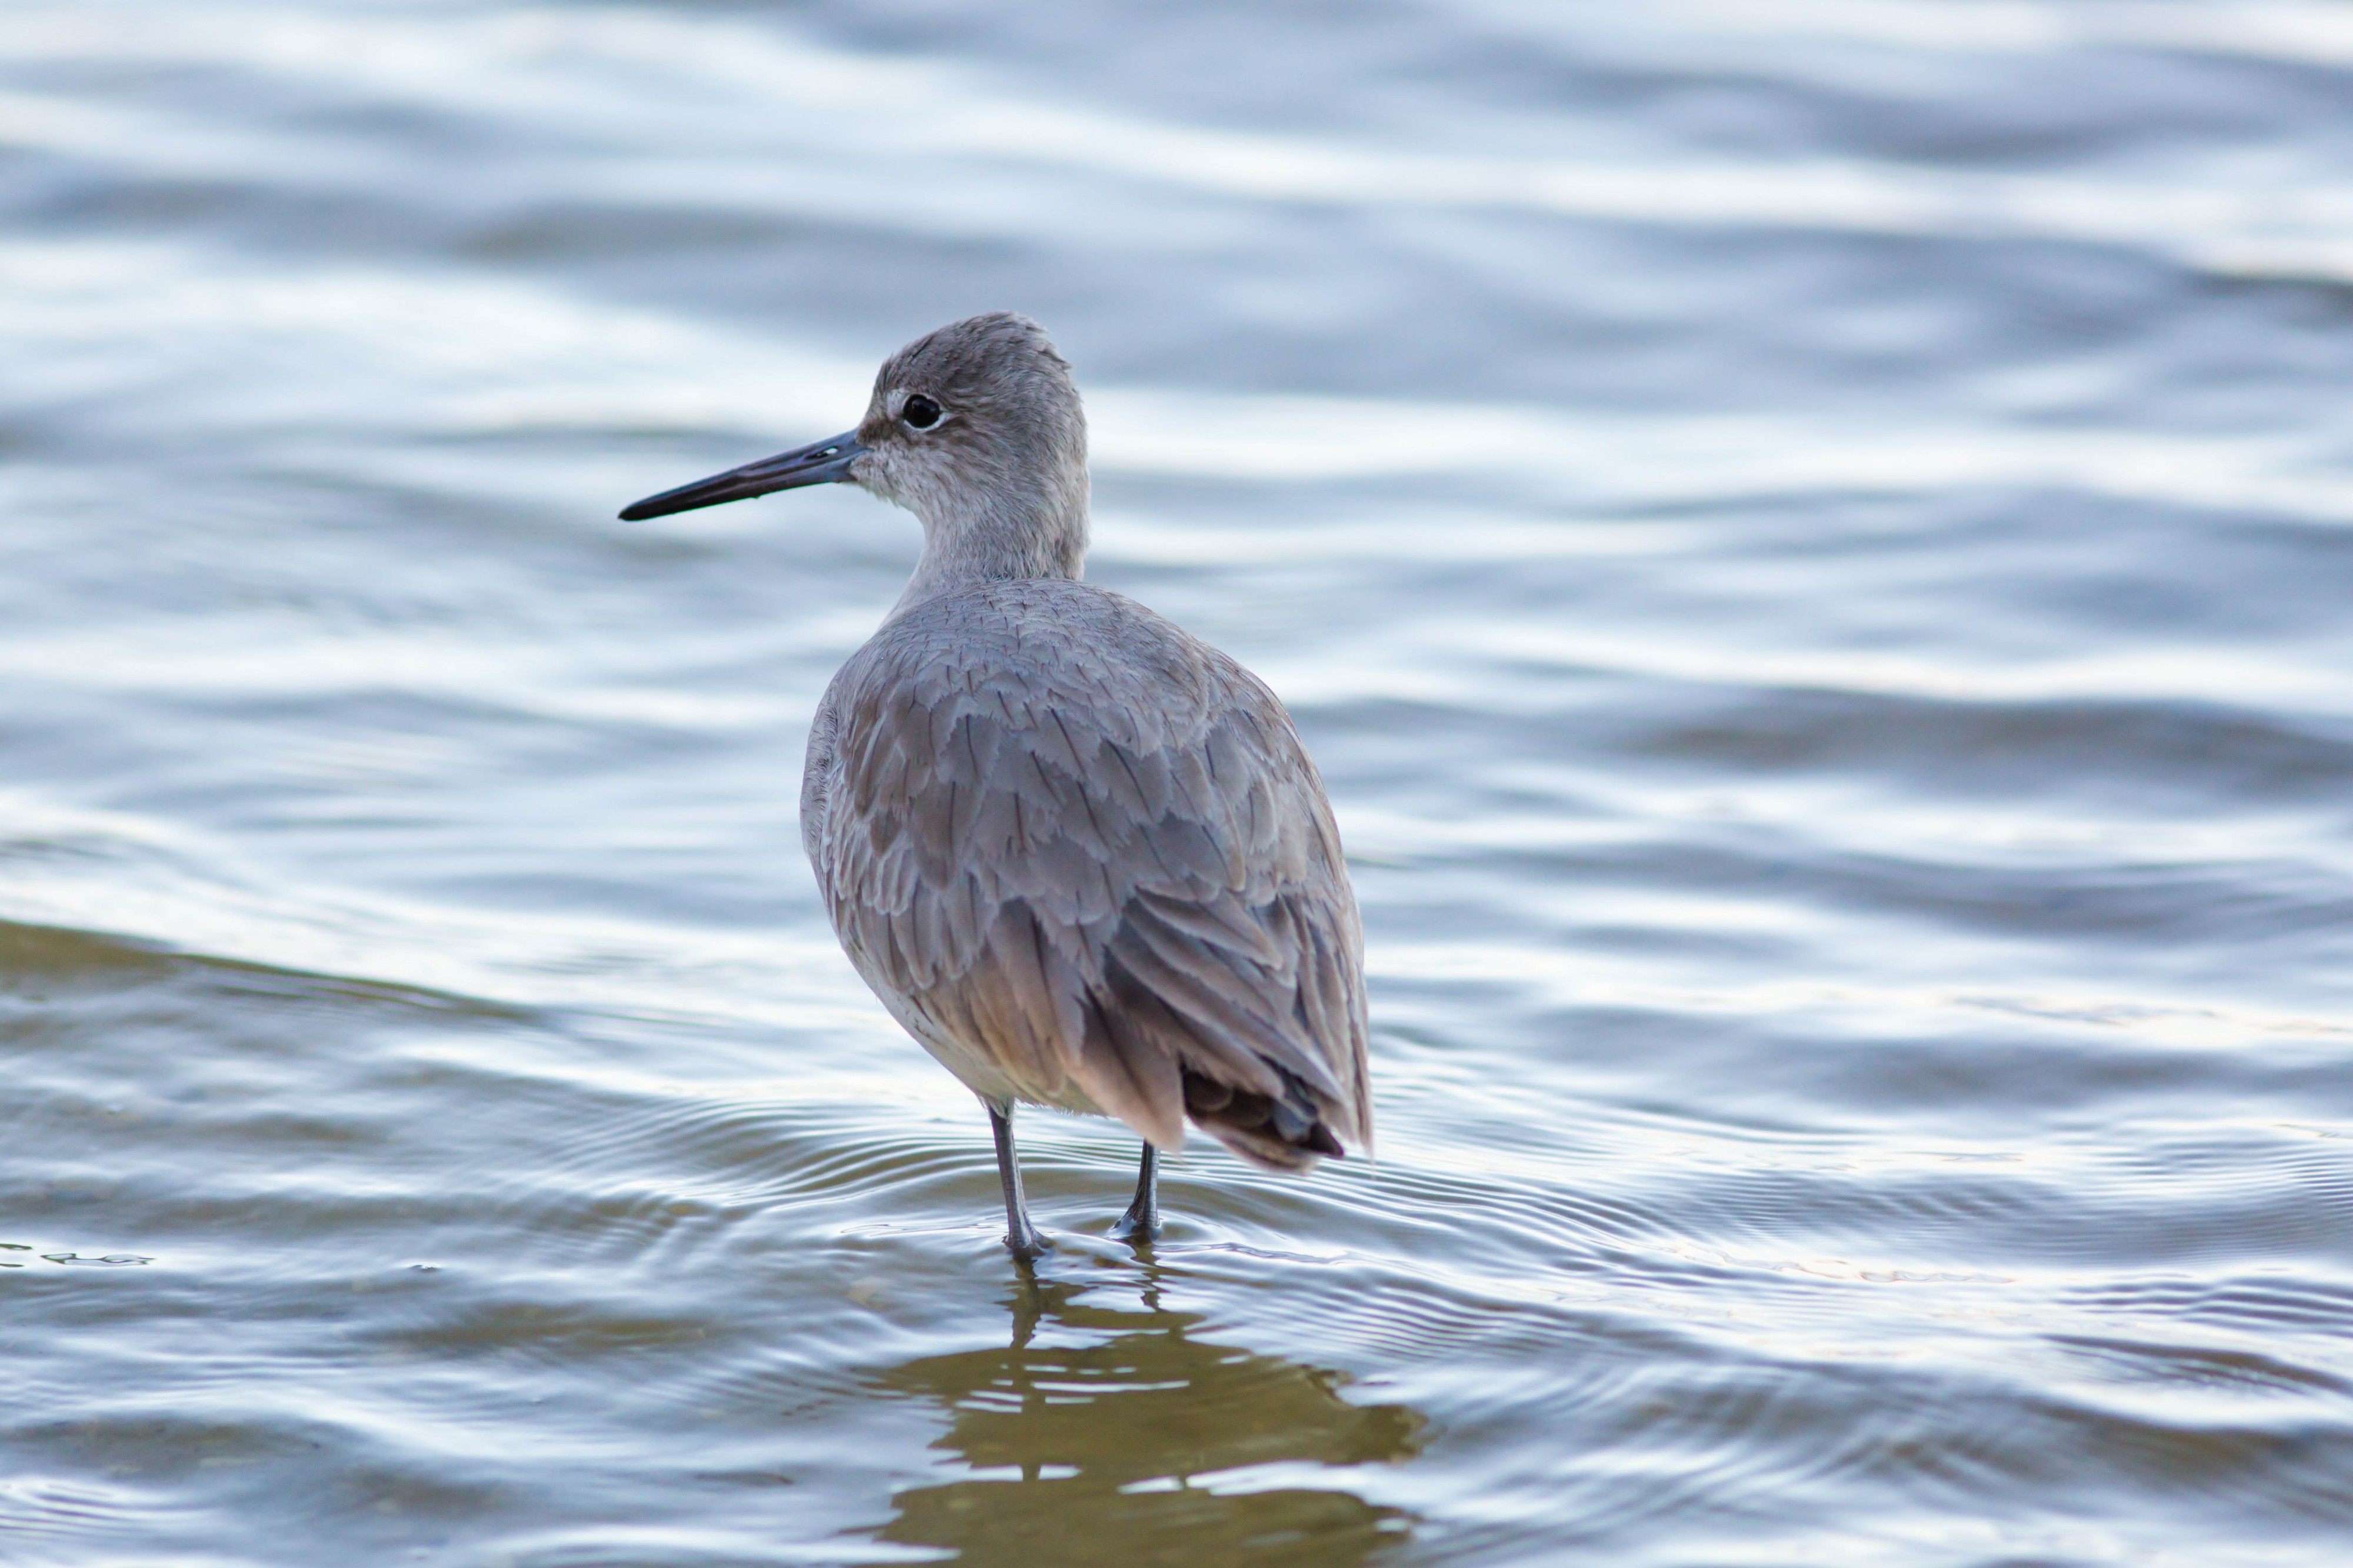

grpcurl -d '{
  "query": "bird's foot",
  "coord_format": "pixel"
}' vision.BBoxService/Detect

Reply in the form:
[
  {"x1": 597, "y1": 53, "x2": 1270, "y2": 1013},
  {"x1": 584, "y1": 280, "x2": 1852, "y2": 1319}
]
[
  {"x1": 1107, "y1": 1209, "x2": 1159, "y2": 1246},
  {"x1": 1005, "y1": 1227, "x2": 1052, "y2": 1262}
]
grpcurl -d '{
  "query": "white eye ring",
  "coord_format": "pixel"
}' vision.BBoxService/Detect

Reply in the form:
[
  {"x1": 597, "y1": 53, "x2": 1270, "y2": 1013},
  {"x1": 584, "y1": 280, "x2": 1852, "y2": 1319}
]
[{"x1": 902, "y1": 394, "x2": 942, "y2": 430}]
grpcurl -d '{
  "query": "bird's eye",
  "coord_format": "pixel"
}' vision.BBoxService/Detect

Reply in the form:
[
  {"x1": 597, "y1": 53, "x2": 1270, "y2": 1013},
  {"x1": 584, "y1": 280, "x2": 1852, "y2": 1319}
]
[{"x1": 902, "y1": 394, "x2": 942, "y2": 430}]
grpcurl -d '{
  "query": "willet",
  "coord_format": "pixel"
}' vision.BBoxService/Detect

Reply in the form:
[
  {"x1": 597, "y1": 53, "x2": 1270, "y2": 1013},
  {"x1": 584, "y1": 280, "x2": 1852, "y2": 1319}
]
[{"x1": 621, "y1": 313, "x2": 1371, "y2": 1257}]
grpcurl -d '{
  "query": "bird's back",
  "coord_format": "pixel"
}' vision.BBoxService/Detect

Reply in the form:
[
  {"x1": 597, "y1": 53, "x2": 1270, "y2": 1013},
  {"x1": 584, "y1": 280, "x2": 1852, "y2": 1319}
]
[{"x1": 801, "y1": 577, "x2": 1371, "y2": 1168}]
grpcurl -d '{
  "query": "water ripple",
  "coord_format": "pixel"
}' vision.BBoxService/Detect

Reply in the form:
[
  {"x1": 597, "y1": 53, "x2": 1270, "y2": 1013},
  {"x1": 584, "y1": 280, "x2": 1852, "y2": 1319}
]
[{"x1": 6, "y1": 2, "x2": 2353, "y2": 1564}]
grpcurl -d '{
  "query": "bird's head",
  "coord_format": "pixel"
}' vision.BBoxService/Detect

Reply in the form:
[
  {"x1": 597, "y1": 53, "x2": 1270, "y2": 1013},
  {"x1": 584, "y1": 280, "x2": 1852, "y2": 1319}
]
[{"x1": 619, "y1": 313, "x2": 1089, "y2": 588}]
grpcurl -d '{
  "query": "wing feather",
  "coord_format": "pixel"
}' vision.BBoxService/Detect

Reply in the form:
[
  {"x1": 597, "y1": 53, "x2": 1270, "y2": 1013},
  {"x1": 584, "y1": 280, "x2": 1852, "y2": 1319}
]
[{"x1": 806, "y1": 580, "x2": 1371, "y2": 1166}]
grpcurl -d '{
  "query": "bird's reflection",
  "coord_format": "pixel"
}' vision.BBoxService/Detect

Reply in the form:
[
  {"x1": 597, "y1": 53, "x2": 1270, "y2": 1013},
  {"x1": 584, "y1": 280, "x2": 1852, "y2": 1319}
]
[{"x1": 869, "y1": 1265, "x2": 1422, "y2": 1566}]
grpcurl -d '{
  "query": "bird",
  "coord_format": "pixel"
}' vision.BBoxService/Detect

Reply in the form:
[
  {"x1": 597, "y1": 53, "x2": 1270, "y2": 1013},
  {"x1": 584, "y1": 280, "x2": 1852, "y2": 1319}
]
[{"x1": 619, "y1": 313, "x2": 1371, "y2": 1258}]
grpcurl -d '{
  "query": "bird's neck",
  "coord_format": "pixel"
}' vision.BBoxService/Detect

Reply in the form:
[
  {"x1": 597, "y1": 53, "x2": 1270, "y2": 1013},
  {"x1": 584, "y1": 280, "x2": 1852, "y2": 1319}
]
[{"x1": 893, "y1": 471, "x2": 1089, "y2": 613}]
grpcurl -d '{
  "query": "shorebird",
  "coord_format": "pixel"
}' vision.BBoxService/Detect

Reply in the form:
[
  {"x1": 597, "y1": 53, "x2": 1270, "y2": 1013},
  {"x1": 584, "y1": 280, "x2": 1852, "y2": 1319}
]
[{"x1": 621, "y1": 313, "x2": 1371, "y2": 1257}]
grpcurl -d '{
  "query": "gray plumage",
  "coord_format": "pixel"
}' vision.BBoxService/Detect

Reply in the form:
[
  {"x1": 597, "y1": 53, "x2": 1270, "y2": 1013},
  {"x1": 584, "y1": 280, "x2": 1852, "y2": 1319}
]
[{"x1": 621, "y1": 312, "x2": 1371, "y2": 1252}]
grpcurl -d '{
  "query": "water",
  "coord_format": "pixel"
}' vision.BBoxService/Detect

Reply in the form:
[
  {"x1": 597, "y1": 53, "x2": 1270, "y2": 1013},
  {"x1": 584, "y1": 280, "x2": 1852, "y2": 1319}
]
[{"x1": 7, "y1": 2, "x2": 2353, "y2": 1563}]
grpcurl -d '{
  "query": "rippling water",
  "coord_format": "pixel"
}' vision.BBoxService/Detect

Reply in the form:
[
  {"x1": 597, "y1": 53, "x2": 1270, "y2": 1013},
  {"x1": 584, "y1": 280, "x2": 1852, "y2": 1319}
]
[{"x1": 8, "y1": 2, "x2": 2353, "y2": 1563}]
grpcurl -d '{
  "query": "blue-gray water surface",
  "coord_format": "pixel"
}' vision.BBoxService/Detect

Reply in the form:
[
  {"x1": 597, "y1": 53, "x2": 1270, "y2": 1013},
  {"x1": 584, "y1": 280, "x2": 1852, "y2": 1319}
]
[{"x1": 7, "y1": 3, "x2": 2353, "y2": 1564}]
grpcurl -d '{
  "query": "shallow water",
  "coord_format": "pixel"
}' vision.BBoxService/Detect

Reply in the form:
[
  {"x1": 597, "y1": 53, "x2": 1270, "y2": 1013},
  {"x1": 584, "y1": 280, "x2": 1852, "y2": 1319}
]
[{"x1": 8, "y1": 2, "x2": 2353, "y2": 1563}]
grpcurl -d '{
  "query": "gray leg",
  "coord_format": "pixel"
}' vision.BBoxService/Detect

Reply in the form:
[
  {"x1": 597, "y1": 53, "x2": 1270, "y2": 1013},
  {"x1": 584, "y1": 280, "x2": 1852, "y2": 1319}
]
[
  {"x1": 1108, "y1": 1142, "x2": 1159, "y2": 1243},
  {"x1": 989, "y1": 1104, "x2": 1046, "y2": 1260}
]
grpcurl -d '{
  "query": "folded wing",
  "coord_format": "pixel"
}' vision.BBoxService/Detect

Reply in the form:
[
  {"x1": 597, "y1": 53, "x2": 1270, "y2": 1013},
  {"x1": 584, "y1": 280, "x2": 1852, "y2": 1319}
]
[{"x1": 806, "y1": 583, "x2": 1371, "y2": 1170}]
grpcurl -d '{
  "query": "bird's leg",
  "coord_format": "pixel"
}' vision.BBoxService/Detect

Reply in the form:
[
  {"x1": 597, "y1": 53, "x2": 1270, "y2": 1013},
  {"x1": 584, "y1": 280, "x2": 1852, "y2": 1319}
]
[
  {"x1": 989, "y1": 1103, "x2": 1047, "y2": 1260},
  {"x1": 1108, "y1": 1142, "x2": 1160, "y2": 1243}
]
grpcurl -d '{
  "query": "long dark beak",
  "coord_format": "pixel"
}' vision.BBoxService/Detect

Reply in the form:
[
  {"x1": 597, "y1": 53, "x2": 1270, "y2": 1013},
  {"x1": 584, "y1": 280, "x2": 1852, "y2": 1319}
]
[{"x1": 617, "y1": 431, "x2": 867, "y2": 521}]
